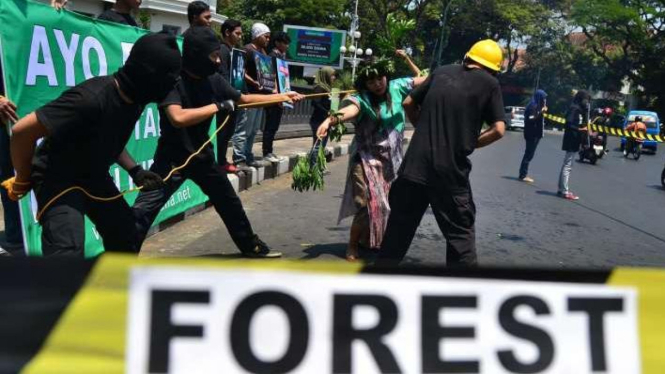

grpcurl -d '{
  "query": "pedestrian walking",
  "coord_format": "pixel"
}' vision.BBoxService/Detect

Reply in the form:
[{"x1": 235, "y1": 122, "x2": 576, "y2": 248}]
[
  {"x1": 375, "y1": 39, "x2": 507, "y2": 267},
  {"x1": 558, "y1": 90, "x2": 590, "y2": 201},
  {"x1": 131, "y1": 27, "x2": 302, "y2": 257},
  {"x1": 519, "y1": 89, "x2": 548, "y2": 183},
  {"x1": 316, "y1": 58, "x2": 425, "y2": 261},
  {"x1": 5, "y1": 33, "x2": 181, "y2": 256}
]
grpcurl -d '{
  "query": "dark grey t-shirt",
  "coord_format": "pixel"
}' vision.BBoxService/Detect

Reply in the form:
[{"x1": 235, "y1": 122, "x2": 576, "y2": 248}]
[{"x1": 400, "y1": 64, "x2": 505, "y2": 188}]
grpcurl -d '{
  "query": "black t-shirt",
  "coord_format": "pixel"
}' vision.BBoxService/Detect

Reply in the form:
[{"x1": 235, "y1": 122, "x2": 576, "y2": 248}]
[
  {"x1": 33, "y1": 76, "x2": 142, "y2": 185},
  {"x1": 309, "y1": 85, "x2": 331, "y2": 126},
  {"x1": 156, "y1": 73, "x2": 241, "y2": 164},
  {"x1": 244, "y1": 44, "x2": 271, "y2": 94},
  {"x1": 97, "y1": 9, "x2": 138, "y2": 27},
  {"x1": 400, "y1": 65, "x2": 505, "y2": 188},
  {"x1": 219, "y1": 43, "x2": 232, "y2": 82}
]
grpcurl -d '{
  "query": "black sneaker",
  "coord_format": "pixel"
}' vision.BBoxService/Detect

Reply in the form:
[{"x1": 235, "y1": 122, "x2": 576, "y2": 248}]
[{"x1": 242, "y1": 235, "x2": 282, "y2": 258}]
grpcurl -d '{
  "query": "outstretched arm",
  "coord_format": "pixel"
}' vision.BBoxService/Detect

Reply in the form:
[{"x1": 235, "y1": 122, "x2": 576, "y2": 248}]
[
  {"x1": 396, "y1": 49, "x2": 421, "y2": 77},
  {"x1": 316, "y1": 104, "x2": 360, "y2": 139}
]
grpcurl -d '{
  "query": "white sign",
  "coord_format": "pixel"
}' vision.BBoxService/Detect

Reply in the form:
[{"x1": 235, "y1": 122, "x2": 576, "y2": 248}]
[{"x1": 126, "y1": 268, "x2": 640, "y2": 374}]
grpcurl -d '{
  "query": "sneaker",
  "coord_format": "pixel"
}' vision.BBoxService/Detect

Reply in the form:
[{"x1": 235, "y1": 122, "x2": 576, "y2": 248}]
[
  {"x1": 519, "y1": 176, "x2": 535, "y2": 183},
  {"x1": 0, "y1": 247, "x2": 11, "y2": 257},
  {"x1": 235, "y1": 161, "x2": 251, "y2": 171},
  {"x1": 242, "y1": 235, "x2": 282, "y2": 258},
  {"x1": 263, "y1": 153, "x2": 282, "y2": 163},
  {"x1": 223, "y1": 163, "x2": 238, "y2": 173},
  {"x1": 248, "y1": 160, "x2": 261, "y2": 168},
  {"x1": 562, "y1": 192, "x2": 579, "y2": 200}
]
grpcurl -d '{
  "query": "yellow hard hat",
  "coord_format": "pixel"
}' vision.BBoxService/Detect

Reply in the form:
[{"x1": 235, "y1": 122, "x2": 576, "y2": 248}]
[{"x1": 465, "y1": 39, "x2": 503, "y2": 72}]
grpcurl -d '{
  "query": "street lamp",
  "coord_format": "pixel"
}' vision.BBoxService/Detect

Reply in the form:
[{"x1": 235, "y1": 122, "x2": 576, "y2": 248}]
[{"x1": 339, "y1": 0, "x2": 372, "y2": 81}]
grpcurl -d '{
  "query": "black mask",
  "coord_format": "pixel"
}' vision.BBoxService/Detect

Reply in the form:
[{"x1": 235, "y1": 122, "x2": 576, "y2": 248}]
[
  {"x1": 183, "y1": 27, "x2": 221, "y2": 78},
  {"x1": 115, "y1": 32, "x2": 181, "y2": 105}
]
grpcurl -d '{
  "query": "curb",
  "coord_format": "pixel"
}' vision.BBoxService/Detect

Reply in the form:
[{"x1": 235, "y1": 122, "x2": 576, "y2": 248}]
[{"x1": 145, "y1": 138, "x2": 353, "y2": 238}]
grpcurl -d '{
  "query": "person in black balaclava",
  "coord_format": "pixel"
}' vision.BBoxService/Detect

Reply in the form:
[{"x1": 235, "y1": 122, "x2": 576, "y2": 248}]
[
  {"x1": 557, "y1": 90, "x2": 590, "y2": 200},
  {"x1": 5, "y1": 32, "x2": 181, "y2": 257},
  {"x1": 132, "y1": 27, "x2": 303, "y2": 258}
]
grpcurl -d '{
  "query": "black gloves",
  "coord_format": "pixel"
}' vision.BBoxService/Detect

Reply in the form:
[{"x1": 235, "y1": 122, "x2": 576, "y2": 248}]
[
  {"x1": 216, "y1": 99, "x2": 235, "y2": 113},
  {"x1": 129, "y1": 165, "x2": 164, "y2": 191}
]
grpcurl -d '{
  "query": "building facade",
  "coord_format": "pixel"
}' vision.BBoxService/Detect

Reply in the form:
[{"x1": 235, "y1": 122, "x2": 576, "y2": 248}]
[{"x1": 37, "y1": 0, "x2": 225, "y2": 35}]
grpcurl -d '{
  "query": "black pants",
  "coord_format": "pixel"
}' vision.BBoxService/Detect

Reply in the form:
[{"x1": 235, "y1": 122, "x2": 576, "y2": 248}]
[
  {"x1": 519, "y1": 137, "x2": 540, "y2": 179},
  {"x1": 37, "y1": 178, "x2": 138, "y2": 257},
  {"x1": 262, "y1": 106, "x2": 283, "y2": 156},
  {"x1": 216, "y1": 112, "x2": 237, "y2": 166},
  {"x1": 133, "y1": 157, "x2": 255, "y2": 252},
  {"x1": 0, "y1": 126, "x2": 22, "y2": 245},
  {"x1": 377, "y1": 177, "x2": 477, "y2": 267}
]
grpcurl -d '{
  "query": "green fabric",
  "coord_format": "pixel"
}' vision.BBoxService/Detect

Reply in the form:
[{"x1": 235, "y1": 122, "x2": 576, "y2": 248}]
[{"x1": 346, "y1": 77, "x2": 413, "y2": 132}]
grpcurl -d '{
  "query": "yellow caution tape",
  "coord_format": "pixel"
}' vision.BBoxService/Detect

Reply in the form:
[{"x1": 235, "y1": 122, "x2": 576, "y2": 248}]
[{"x1": 543, "y1": 113, "x2": 664, "y2": 143}]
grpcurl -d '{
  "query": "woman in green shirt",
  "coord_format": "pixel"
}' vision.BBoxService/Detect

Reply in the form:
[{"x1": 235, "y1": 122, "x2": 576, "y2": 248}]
[{"x1": 317, "y1": 57, "x2": 425, "y2": 261}]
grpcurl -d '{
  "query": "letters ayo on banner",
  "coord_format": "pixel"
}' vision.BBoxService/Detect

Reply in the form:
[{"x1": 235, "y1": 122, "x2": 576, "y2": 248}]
[
  {"x1": 0, "y1": 0, "x2": 210, "y2": 257},
  {"x1": 127, "y1": 268, "x2": 640, "y2": 374}
]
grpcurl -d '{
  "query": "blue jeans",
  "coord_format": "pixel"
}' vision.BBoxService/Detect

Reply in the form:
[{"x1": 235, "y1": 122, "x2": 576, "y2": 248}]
[
  {"x1": 232, "y1": 108, "x2": 264, "y2": 164},
  {"x1": 0, "y1": 126, "x2": 22, "y2": 245},
  {"x1": 519, "y1": 137, "x2": 540, "y2": 179}
]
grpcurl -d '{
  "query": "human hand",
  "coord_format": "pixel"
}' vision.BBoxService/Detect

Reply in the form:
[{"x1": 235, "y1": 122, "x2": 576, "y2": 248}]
[
  {"x1": 542, "y1": 106, "x2": 548, "y2": 113},
  {"x1": 216, "y1": 100, "x2": 235, "y2": 113},
  {"x1": 1, "y1": 176, "x2": 31, "y2": 201},
  {"x1": 579, "y1": 127, "x2": 588, "y2": 132},
  {"x1": 285, "y1": 91, "x2": 304, "y2": 103},
  {"x1": 51, "y1": 0, "x2": 68, "y2": 10},
  {"x1": 316, "y1": 123, "x2": 330, "y2": 139},
  {"x1": 0, "y1": 96, "x2": 18, "y2": 123},
  {"x1": 395, "y1": 49, "x2": 408, "y2": 59},
  {"x1": 129, "y1": 166, "x2": 164, "y2": 191}
]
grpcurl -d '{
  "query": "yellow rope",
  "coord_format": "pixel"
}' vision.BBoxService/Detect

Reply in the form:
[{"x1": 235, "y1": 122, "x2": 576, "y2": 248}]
[{"x1": 31, "y1": 89, "x2": 357, "y2": 222}]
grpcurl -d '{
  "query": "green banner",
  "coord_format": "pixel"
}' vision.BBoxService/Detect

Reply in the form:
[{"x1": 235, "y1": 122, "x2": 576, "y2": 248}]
[
  {"x1": 284, "y1": 25, "x2": 346, "y2": 69},
  {"x1": 0, "y1": 0, "x2": 210, "y2": 257}
]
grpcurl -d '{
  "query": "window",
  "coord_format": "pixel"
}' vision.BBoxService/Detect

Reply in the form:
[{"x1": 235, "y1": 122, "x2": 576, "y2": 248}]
[{"x1": 162, "y1": 25, "x2": 181, "y2": 36}]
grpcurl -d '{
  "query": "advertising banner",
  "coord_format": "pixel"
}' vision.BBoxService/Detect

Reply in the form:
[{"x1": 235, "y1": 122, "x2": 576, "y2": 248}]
[
  {"x1": 0, "y1": 0, "x2": 210, "y2": 256},
  {"x1": 284, "y1": 25, "x2": 346, "y2": 69}
]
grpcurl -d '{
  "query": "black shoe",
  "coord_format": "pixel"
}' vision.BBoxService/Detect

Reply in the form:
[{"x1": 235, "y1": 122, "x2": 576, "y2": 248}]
[{"x1": 241, "y1": 235, "x2": 282, "y2": 258}]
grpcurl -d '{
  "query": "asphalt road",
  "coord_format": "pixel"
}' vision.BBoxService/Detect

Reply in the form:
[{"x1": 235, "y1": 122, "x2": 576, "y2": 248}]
[{"x1": 142, "y1": 130, "x2": 665, "y2": 269}]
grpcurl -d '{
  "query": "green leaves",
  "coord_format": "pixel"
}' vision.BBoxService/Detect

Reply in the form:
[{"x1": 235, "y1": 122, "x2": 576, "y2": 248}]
[
  {"x1": 327, "y1": 111, "x2": 347, "y2": 142},
  {"x1": 291, "y1": 143, "x2": 327, "y2": 192}
]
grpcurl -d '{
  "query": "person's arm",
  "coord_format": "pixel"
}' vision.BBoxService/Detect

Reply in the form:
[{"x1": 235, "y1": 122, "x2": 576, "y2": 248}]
[
  {"x1": 316, "y1": 104, "x2": 360, "y2": 138},
  {"x1": 238, "y1": 91, "x2": 303, "y2": 108},
  {"x1": 117, "y1": 149, "x2": 138, "y2": 171},
  {"x1": 396, "y1": 49, "x2": 421, "y2": 77},
  {"x1": 164, "y1": 104, "x2": 218, "y2": 128},
  {"x1": 402, "y1": 95, "x2": 420, "y2": 127},
  {"x1": 0, "y1": 96, "x2": 18, "y2": 124},
  {"x1": 10, "y1": 113, "x2": 48, "y2": 184},
  {"x1": 477, "y1": 121, "x2": 506, "y2": 148},
  {"x1": 245, "y1": 73, "x2": 261, "y2": 91}
]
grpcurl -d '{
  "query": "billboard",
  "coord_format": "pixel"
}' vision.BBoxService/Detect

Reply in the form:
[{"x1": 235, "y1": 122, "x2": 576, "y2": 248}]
[{"x1": 283, "y1": 25, "x2": 346, "y2": 69}]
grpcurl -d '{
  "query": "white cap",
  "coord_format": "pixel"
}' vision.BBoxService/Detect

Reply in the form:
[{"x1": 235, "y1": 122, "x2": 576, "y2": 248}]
[{"x1": 251, "y1": 23, "x2": 270, "y2": 40}]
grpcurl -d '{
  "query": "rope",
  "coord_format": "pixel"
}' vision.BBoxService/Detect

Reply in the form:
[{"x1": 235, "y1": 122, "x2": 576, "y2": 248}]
[{"x1": 30, "y1": 89, "x2": 357, "y2": 222}]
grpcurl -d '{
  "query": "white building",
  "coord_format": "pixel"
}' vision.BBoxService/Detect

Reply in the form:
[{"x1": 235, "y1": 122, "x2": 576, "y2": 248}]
[{"x1": 37, "y1": 0, "x2": 225, "y2": 35}]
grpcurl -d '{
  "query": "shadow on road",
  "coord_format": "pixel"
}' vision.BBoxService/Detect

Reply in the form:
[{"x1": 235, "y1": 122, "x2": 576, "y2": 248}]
[
  {"x1": 647, "y1": 184, "x2": 665, "y2": 191},
  {"x1": 300, "y1": 243, "x2": 347, "y2": 260},
  {"x1": 500, "y1": 176, "x2": 522, "y2": 182},
  {"x1": 536, "y1": 190, "x2": 560, "y2": 198}
]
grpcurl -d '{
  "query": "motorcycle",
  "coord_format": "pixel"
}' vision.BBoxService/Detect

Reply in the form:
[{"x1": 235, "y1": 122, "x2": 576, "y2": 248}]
[
  {"x1": 579, "y1": 131, "x2": 604, "y2": 164},
  {"x1": 623, "y1": 137, "x2": 643, "y2": 160}
]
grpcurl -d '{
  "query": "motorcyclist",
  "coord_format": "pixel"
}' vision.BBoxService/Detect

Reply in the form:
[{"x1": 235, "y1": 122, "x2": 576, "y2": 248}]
[{"x1": 625, "y1": 116, "x2": 647, "y2": 155}]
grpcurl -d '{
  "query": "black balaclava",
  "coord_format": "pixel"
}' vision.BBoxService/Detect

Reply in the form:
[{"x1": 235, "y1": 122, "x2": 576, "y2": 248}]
[
  {"x1": 115, "y1": 32, "x2": 181, "y2": 105},
  {"x1": 183, "y1": 26, "x2": 221, "y2": 78}
]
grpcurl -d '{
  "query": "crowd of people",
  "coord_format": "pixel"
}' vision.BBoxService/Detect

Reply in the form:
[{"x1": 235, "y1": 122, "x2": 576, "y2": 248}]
[{"x1": 9, "y1": 0, "x2": 622, "y2": 267}]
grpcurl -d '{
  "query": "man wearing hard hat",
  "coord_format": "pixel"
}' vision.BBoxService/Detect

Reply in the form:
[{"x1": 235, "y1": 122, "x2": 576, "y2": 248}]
[{"x1": 377, "y1": 39, "x2": 506, "y2": 267}]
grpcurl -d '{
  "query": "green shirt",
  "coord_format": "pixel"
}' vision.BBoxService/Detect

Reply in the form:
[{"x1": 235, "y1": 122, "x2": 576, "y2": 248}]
[{"x1": 346, "y1": 77, "x2": 414, "y2": 132}]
